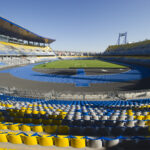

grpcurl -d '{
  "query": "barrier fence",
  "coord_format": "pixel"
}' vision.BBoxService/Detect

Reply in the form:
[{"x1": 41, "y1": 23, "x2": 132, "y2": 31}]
[{"x1": 0, "y1": 85, "x2": 150, "y2": 100}]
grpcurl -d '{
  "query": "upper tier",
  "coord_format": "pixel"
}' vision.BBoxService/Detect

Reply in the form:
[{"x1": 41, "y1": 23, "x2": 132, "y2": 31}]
[{"x1": 0, "y1": 16, "x2": 55, "y2": 44}]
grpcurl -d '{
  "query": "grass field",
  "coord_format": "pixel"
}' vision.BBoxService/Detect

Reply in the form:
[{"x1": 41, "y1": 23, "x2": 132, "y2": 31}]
[{"x1": 34, "y1": 59, "x2": 126, "y2": 69}]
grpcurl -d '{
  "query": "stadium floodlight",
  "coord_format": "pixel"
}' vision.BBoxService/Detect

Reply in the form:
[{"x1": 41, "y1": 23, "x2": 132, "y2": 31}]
[{"x1": 117, "y1": 32, "x2": 127, "y2": 45}]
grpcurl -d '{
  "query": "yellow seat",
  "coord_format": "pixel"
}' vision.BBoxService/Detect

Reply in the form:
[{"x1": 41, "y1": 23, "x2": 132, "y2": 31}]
[
  {"x1": 21, "y1": 107, "x2": 26, "y2": 110},
  {"x1": 49, "y1": 106, "x2": 53, "y2": 109},
  {"x1": 32, "y1": 110, "x2": 39, "y2": 114},
  {"x1": 38, "y1": 135, "x2": 53, "y2": 146},
  {"x1": 20, "y1": 125, "x2": 31, "y2": 132},
  {"x1": 56, "y1": 109, "x2": 62, "y2": 112},
  {"x1": 60, "y1": 111, "x2": 67, "y2": 115},
  {"x1": 127, "y1": 109, "x2": 132, "y2": 113},
  {"x1": 0, "y1": 124, "x2": 7, "y2": 130},
  {"x1": 25, "y1": 110, "x2": 32, "y2": 114},
  {"x1": 54, "y1": 136, "x2": 69, "y2": 147},
  {"x1": 6, "y1": 104, "x2": 13, "y2": 108},
  {"x1": 32, "y1": 125, "x2": 43, "y2": 132},
  {"x1": 71, "y1": 136, "x2": 85, "y2": 148},
  {"x1": 8, "y1": 134, "x2": 22, "y2": 144},
  {"x1": 39, "y1": 111, "x2": 46, "y2": 115},
  {"x1": 1, "y1": 104, "x2": 6, "y2": 107},
  {"x1": 59, "y1": 112, "x2": 67, "y2": 119},
  {"x1": 141, "y1": 106, "x2": 146, "y2": 109},
  {"x1": 128, "y1": 112, "x2": 133, "y2": 116},
  {"x1": 8, "y1": 124, "x2": 19, "y2": 131},
  {"x1": 0, "y1": 133, "x2": 8, "y2": 142},
  {"x1": 137, "y1": 115, "x2": 144, "y2": 120},
  {"x1": 23, "y1": 135, "x2": 37, "y2": 145},
  {"x1": 127, "y1": 109, "x2": 133, "y2": 116},
  {"x1": 20, "y1": 109, "x2": 26, "y2": 113},
  {"x1": 145, "y1": 115, "x2": 150, "y2": 120}
]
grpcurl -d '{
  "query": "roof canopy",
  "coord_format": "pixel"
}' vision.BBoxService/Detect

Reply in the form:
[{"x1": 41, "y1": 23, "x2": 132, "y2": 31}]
[{"x1": 0, "y1": 16, "x2": 55, "y2": 44}]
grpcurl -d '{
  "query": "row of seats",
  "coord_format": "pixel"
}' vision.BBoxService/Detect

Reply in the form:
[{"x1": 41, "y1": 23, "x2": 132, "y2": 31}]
[
  {"x1": 104, "y1": 39, "x2": 150, "y2": 56},
  {"x1": 0, "y1": 121, "x2": 149, "y2": 136},
  {"x1": 0, "y1": 131, "x2": 118, "y2": 148},
  {"x1": 0, "y1": 95, "x2": 150, "y2": 126},
  {"x1": 104, "y1": 48, "x2": 150, "y2": 56},
  {"x1": 0, "y1": 56, "x2": 57, "y2": 66},
  {"x1": 0, "y1": 130, "x2": 149, "y2": 148},
  {"x1": 0, "y1": 94, "x2": 149, "y2": 148},
  {"x1": 0, "y1": 41, "x2": 55, "y2": 56}
]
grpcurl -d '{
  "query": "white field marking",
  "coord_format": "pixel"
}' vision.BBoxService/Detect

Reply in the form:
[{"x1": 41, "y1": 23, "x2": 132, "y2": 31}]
[{"x1": 101, "y1": 69, "x2": 108, "y2": 72}]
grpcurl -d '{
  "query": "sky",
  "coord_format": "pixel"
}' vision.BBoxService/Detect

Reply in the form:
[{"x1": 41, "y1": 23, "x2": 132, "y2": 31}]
[{"x1": 1, "y1": 0, "x2": 150, "y2": 53}]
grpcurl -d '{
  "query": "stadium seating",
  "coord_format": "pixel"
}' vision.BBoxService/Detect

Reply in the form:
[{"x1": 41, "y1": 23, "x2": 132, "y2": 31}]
[
  {"x1": 0, "y1": 95, "x2": 150, "y2": 148},
  {"x1": 0, "y1": 41, "x2": 55, "y2": 56},
  {"x1": 0, "y1": 55, "x2": 57, "y2": 67},
  {"x1": 0, "y1": 41, "x2": 57, "y2": 67},
  {"x1": 0, "y1": 94, "x2": 149, "y2": 148},
  {"x1": 104, "y1": 40, "x2": 150, "y2": 56}
]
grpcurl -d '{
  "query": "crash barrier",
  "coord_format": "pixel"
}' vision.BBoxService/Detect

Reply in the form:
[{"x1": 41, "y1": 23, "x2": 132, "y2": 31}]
[{"x1": 0, "y1": 132, "x2": 149, "y2": 148}]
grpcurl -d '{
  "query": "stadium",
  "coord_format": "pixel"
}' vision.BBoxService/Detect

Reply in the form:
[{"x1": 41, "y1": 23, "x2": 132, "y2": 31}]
[{"x1": 0, "y1": 14, "x2": 150, "y2": 150}]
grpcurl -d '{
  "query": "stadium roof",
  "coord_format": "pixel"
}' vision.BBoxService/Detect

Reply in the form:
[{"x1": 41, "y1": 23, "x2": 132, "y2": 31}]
[{"x1": 0, "y1": 16, "x2": 55, "y2": 44}]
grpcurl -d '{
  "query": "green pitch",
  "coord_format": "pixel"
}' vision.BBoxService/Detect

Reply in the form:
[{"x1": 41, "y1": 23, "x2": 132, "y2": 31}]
[{"x1": 34, "y1": 59, "x2": 126, "y2": 69}]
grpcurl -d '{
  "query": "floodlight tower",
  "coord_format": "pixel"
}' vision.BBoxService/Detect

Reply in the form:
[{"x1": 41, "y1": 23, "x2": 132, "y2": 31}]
[{"x1": 117, "y1": 32, "x2": 127, "y2": 45}]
